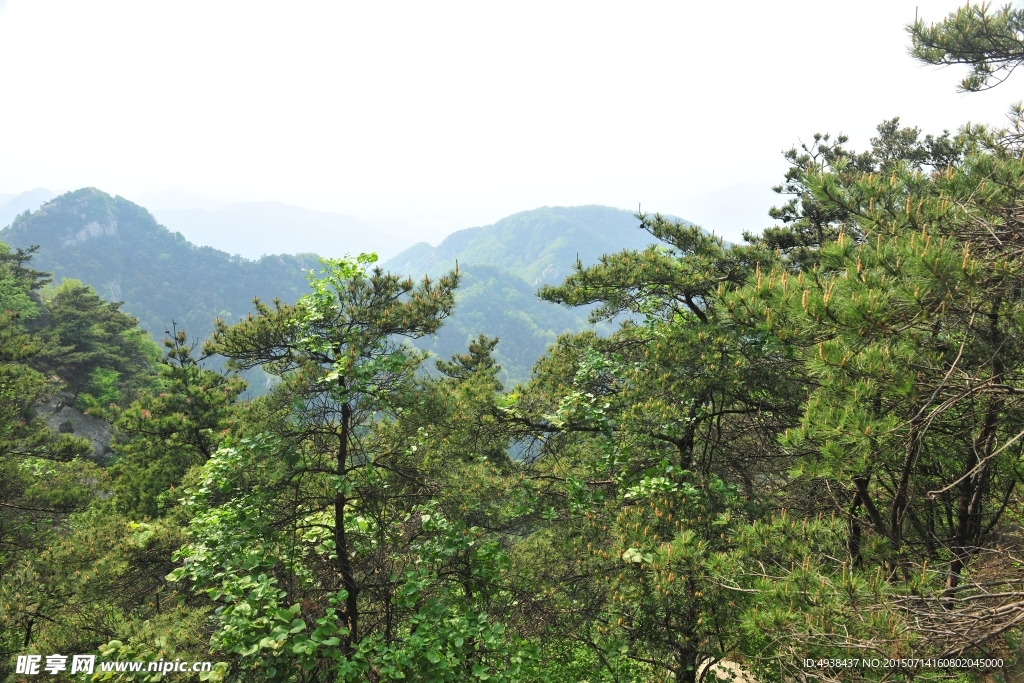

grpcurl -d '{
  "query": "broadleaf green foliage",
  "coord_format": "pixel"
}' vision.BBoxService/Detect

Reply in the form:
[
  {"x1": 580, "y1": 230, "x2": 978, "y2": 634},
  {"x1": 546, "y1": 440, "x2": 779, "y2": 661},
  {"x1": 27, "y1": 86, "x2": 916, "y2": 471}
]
[
  {"x1": 168, "y1": 255, "x2": 535, "y2": 680},
  {"x1": 85, "y1": 366, "x2": 122, "y2": 407}
]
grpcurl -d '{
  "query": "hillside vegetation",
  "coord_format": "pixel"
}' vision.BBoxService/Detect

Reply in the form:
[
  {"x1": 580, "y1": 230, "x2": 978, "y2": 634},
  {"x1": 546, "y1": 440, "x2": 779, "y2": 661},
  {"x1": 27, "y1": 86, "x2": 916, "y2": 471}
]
[
  {"x1": 416, "y1": 264, "x2": 590, "y2": 385},
  {"x1": 2, "y1": 6, "x2": 1024, "y2": 680}
]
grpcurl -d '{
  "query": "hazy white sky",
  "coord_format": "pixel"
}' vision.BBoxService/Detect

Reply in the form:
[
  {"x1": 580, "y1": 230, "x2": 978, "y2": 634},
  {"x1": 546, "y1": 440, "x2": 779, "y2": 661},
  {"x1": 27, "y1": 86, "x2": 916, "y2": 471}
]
[{"x1": 0, "y1": 0, "x2": 1015, "y2": 242}]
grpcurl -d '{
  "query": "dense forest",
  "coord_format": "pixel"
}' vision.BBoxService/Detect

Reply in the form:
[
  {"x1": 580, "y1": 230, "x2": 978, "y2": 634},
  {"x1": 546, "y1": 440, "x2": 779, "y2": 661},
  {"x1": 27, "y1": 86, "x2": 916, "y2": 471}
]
[{"x1": 3, "y1": 4, "x2": 1024, "y2": 681}]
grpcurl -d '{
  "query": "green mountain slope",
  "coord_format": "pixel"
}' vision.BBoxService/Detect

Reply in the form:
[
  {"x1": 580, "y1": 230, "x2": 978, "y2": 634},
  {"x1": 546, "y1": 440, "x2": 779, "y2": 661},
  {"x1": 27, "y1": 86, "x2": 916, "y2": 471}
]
[
  {"x1": 420, "y1": 265, "x2": 591, "y2": 385},
  {"x1": 1, "y1": 188, "x2": 318, "y2": 346},
  {"x1": 385, "y1": 205, "x2": 676, "y2": 382},
  {"x1": 383, "y1": 205, "x2": 662, "y2": 286}
]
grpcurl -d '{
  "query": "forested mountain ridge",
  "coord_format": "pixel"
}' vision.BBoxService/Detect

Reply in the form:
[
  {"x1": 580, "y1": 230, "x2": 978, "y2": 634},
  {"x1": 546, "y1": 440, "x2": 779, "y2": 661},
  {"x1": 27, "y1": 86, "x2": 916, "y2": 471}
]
[
  {"x1": 383, "y1": 205, "x2": 669, "y2": 286},
  {"x1": 416, "y1": 264, "x2": 591, "y2": 384},
  {"x1": 387, "y1": 205, "x2": 672, "y2": 382},
  {"x1": 0, "y1": 188, "x2": 319, "y2": 346}
]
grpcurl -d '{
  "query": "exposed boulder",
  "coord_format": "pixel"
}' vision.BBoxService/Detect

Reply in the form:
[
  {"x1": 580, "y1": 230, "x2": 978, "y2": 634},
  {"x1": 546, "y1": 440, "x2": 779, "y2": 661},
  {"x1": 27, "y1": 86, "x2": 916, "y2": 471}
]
[
  {"x1": 696, "y1": 659, "x2": 756, "y2": 683},
  {"x1": 35, "y1": 392, "x2": 113, "y2": 463}
]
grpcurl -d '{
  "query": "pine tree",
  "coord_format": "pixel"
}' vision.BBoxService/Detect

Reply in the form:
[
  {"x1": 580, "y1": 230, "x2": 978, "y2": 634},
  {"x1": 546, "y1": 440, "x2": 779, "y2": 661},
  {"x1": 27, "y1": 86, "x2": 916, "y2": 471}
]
[
  {"x1": 33, "y1": 279, "x2": 160, "y2": 405},
  {"x1": 910, "y1": 2, "x2": 1024, "y2": 91},
  {"x1": 110, "y1": 325, "x2": 245, "y2": 519}
]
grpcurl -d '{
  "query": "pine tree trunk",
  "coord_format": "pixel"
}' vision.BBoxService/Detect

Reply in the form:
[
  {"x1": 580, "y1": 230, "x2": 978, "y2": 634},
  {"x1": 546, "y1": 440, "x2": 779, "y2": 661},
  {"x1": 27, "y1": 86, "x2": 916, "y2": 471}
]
[{"x1": 336, "y1": 398, "x2": 359, "y2": 651}]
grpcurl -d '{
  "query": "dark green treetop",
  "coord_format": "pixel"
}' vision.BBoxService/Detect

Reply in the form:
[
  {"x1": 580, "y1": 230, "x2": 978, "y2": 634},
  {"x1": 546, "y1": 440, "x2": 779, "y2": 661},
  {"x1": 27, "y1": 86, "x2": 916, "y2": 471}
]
[{"x1": 33, "y1": 279, "x2": 160, "y2": 405}]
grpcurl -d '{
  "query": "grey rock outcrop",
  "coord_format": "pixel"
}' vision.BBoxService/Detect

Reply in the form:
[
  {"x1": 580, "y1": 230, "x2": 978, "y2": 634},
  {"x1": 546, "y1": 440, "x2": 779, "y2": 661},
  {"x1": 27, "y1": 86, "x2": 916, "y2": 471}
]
[{"x1": 35, "y1": 392, "x2": 113, "y2": 463}]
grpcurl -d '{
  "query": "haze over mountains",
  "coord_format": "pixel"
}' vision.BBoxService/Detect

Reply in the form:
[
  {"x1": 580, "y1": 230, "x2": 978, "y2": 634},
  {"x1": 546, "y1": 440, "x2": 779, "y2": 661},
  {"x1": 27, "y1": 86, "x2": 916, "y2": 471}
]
[
  {"x1": 152, "y1": 202, "x2": 409, "y2": 261},
  {"x1": 2, "y1": 187, "x2": 416, "y2": 262},
  {"x1": 2, "y1": 183, "x2": 765, "y2": 263},
  {"x1": 0, "y1": 189, "x2": 672, "y2": 384},
  {"x1": 0, "y1": 187, "x2": 57, "y2": 228},
  {"x1": 383, "y1": 205, "x2": 660, "y2": 286},
  {"x1": 134, "y1": 187, "x2": 428, "y2": 261}
]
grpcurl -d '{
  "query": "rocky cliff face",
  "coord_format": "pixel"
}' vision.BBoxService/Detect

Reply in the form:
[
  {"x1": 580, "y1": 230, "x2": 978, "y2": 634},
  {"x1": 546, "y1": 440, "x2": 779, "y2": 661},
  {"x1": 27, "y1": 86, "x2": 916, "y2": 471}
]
[
  {"x1": 34, "y1": 392, "x2": 113, "y2": 463},
  {"x1": 61, "y1": 218, "x2": 118, "y2": 247}
]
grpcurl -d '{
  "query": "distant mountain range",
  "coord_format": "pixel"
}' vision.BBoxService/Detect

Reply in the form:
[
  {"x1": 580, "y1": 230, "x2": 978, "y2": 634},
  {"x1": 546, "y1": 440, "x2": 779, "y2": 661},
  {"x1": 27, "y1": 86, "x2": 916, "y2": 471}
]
[
  {"x1": 1, "y1": 189, "x2": 676, "y2": 385},
  {"x1": 152, "y1": 202, "x2": 410, "y2": 261},
  {"x1": 0, "y1": 188, "x2": 57, "y2": 228}
]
